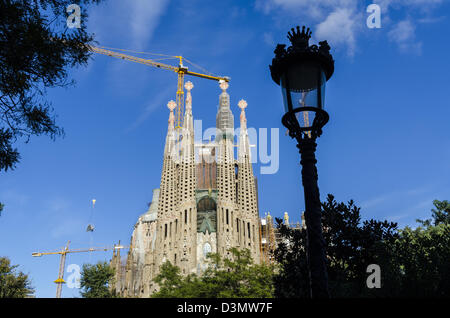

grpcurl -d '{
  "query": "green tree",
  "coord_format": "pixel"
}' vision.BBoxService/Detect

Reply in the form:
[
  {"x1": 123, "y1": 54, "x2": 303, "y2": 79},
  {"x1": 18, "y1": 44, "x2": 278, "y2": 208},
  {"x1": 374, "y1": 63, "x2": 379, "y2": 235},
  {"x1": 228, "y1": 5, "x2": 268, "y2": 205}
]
[
  {"x1": 273, "y1": 194, "x2": 400, "y2": 298},
  {"x1": 152, "y1": 248, "x2": 274, "y2": 298},
  {"x1": 396, "y1": 216, "x2": 450, "y2": 297},
  {"x1": 417, "y1": 200, "x2": 450, "y2": 226},
  {"x1": 0, "y1": 256, "x2": 34, "y2": 298},
  {"x1": 152, "y1": 261, "x2": 203, "y2": 298},
  {"x1": 200, "y1": 248, "x2": 274, "y2": 298},
  {"x1": 272, "y1": 218, "x2": 310, "y2": 298},
  {"x1": 431, "y1": 200, "x2": 450, "y2": 225},
  {"x1": 0, "y1": 202, "x2": 4, "y2": 216},
  {"x1": 273, "y1": 195, "x2": 450, "y2": 297},
  {"x1": 80, "y1": 261, "x2": 117, "y2": 298},
  {"x1": 0, "y1": 0, "x2": 102, "y2": 171},
  {"x1": 322, "y1": 195, "x2": 400, "y2": 297}
]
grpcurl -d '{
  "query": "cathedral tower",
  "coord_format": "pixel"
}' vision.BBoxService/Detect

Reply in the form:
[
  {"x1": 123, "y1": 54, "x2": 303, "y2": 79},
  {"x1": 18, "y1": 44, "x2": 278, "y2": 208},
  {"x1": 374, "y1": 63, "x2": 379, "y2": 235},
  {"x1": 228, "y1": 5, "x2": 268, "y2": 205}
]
[
  {"x1": 115, "y1": 82, "x2": 261, "y2": 297},
  {"x1": 215, "y1": 81, "x2": 238, "y2": 258},
  {"x1": 236, "y1": 99, "x2": 260, "y2": 262}
]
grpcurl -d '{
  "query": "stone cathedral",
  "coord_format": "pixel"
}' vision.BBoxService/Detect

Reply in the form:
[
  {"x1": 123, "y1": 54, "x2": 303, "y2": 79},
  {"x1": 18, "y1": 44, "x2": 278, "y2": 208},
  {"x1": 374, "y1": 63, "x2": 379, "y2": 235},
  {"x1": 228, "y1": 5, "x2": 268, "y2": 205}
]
[{"x1": 110, "y1": 81, "x2": 260, "y2": 297}]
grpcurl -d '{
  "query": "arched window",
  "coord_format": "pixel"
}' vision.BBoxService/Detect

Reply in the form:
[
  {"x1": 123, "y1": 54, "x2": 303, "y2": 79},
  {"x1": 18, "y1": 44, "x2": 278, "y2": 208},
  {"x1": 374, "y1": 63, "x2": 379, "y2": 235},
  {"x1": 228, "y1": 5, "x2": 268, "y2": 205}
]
[
  {"x1": 197, "y1": 197, "x2": 217, "y2": 234},
  {"x1": 197, "y1": 197, "x2": 217, "y2": 211},
  {"x1": 203, "y1": 242, "x2": 211, "y2": 258}
]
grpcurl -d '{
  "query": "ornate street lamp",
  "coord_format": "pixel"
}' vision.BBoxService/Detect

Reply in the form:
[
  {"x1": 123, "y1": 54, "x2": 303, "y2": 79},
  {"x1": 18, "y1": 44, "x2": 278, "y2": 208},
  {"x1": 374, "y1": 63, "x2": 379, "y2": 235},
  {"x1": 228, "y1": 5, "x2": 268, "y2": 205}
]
[{"x1": 270, "y1": 26, "x2": 334, "y2": 298}]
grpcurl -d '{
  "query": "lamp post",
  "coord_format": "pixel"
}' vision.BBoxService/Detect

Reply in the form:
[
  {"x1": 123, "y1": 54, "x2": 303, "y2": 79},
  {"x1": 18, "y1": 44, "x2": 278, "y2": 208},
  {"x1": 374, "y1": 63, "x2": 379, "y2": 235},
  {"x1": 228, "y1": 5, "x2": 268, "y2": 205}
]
[{"x1": 269, "y1": 26, "x2": 334, "y2": 298}]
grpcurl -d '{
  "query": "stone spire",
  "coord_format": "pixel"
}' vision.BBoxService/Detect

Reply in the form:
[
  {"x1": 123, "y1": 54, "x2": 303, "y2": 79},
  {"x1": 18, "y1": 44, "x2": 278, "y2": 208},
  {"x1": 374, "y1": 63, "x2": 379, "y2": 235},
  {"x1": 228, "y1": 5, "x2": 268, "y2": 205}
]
[
  {"x1": 180, "y1": 81, "x2": 195, "y2": 163},
  {"x1": 238, "y1": 99, "x2": 250, "y2": 160},
  {"x1": 216, "y1": 81, "x2": 236, "y2": 258},
  {"x1": 183, "y1": 81, "x2": 194, "y2": 133},
  {"x1": 284, "y1": 212, "x2": 289, "y2": 225},
  {"x1": 168, "y1": 100, "x2": 176, "y2": 127},
  {"x1": 236, "y1": 99, "x2": 259, "y2": 262},
  {"x1": 164, "y1": 100, "x2": 176, "y2": 157},
  {"x1": 216, "y1": 81, "x2": 234, "y2": 140},
  {"x1": 180, "y1": 81, "x2": 195, "y2": 164},
  {"x1": 238, "y1": 99, "x2": 247, "y2": 126},
  {"x1": 155, "y1": 99, "x2": 179, "y2": 282},
  {"x1": 177, "y1": 81, "x2": 197, "y2": 275}
]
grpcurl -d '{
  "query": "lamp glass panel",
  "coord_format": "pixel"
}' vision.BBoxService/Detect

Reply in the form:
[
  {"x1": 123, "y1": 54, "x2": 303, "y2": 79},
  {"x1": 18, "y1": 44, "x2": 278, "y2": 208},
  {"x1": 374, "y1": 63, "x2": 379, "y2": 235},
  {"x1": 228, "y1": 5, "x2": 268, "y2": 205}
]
[
  {"x1": 296, "y1": 110, "x2": 316, "y2": 129},
  {"x1": 280, "y1": 62, "x2": 326, "y2": 114}
]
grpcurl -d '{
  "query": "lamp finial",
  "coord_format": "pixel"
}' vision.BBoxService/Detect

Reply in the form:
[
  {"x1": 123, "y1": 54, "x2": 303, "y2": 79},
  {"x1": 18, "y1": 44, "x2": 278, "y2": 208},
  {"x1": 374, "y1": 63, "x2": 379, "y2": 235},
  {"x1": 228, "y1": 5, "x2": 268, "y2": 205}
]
[{"x1": 287, "y1": 25, "x2": 312, "y2": 48}]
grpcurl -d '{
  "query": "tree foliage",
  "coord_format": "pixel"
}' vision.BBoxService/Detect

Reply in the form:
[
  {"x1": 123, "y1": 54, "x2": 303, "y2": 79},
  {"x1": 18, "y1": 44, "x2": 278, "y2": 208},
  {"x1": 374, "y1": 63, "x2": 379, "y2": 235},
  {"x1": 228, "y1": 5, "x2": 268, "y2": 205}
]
[
  {"x1": 417, "y1": 200, "x2": 450, "y2": 227},
  {"x1": 321, "y1": 195, "x2": 400, "y2": 297},
  {"x1": 152, "y1": 261, "x2": 203, "y2": 298},
  {"x1": 273, "y1": 194, "x2": 399, "y2": 297},
  {"x1": 431, "y1": 200, "x2": 450, "y2": 225},
  {"x1": 0, "y1": 256, "x2": 34, "y2": 298},
  {"x1": 272, "y1": 217, "x2": 310, "y2": 298},
  {"x1": 397, "y1": 200, "x2": 450, "y2": 297},
  {"x1": 0, "y1": 0, "x2": 102, "y2": 171},
  {"x1": 152, "y1": 248, "x2": 274, "y2": 298},
  {"x1": 273, "y1": 194, "x2": 450, "y2": 298},
  {"x1": 80, "y1": 261, "x2": 117, "y2": 298}
]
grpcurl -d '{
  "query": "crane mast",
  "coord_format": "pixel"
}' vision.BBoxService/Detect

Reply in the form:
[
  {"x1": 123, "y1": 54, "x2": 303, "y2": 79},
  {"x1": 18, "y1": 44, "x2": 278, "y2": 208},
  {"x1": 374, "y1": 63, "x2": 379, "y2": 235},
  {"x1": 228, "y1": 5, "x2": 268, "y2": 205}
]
[{"x1": 89, "y1": 45, "x2": 230, "y2": 130}]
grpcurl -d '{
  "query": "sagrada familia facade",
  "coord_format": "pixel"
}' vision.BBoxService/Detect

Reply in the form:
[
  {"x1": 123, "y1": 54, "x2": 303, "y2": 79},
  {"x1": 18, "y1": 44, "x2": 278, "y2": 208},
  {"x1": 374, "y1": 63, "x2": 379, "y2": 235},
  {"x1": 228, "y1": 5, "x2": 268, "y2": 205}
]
[{"x1": 110, "y1": 81, "x2": 261, "y2": 297}]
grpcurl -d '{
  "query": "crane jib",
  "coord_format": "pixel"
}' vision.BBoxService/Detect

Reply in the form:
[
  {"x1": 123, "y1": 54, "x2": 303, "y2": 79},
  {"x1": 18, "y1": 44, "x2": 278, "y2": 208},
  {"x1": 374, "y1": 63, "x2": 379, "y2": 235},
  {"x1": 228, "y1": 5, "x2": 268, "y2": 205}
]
[{"x1": 90, "y1": 45, "x2": 230, "y2": 128}]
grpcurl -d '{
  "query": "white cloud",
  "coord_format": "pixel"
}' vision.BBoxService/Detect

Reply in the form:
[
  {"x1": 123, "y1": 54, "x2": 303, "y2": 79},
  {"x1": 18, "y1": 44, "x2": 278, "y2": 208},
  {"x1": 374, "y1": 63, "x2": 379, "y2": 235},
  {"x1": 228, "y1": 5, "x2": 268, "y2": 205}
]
[
  {"x1": 255, "y1": 0, "x2": 444, "y2": 56},
  {"x1": 263, "y1": 32, "x2": 275, "y2": 46},
  {"x1": 256, "y1": 0, "x2": 358, "y2": 20},
  {"x1": 388, "y1": 19, "x2": 422, "y2": 54},
  {"x1": 389, "y1": 19, "x2": 415, "y2": 42},
  {"x1": 315, "y1": 8, "x2": 359, "y2": 56},
  {"x1": 361, "y1": 193, "x2": 393, "y2": 209},
  {"x1": 50, "y1": 217, "x2": 85, "y2": 239},
  {"x1": 0, "y1": 189, "x2": 30, "y2": 207},
  {"x1": 417, "y1": 16, "x2": 446, "y2": 24},
  {"x1": 129, "y1": 0, "x2": 170, "y2": 50},
  {"x1": 126, "y1": 85, "x2": 173, "y2": 132},
  {"x1": 255, "y1": 0, "x2": 360, "y2": 55},
  {"x1": 46, "y1": 197, "x2": 70, "y2": 213},
  {"x1": 386, "y1": 197, "x2": 435, "y2": 227},
  {"x1": 360, "y1": 185, "x2": 435, "y2": 210},
  {"x1": 88, "y1": 0, "x2": 170, "y2": 50},
  {"x1": 378, "y1": 0, "x2": 443, "y2": 9},
  {"x1": 34, "y1": 197, "x2": 86, "y2": 238}
]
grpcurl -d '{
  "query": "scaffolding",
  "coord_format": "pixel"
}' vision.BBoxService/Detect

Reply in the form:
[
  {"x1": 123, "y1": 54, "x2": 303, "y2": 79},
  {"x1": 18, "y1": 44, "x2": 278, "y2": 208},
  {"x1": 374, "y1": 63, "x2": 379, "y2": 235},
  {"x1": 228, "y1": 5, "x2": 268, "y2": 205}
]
[{"x1": 259, "y1": 211, "x2": 305, "y2": 264}]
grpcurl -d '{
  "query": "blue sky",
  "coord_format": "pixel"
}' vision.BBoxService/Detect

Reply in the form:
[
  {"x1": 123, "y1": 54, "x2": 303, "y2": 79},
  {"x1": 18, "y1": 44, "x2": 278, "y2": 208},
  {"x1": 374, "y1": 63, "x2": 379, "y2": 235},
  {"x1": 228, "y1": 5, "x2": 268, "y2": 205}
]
[{"x1": 1, "y1": 0, "x2": 450, "y2": 298}]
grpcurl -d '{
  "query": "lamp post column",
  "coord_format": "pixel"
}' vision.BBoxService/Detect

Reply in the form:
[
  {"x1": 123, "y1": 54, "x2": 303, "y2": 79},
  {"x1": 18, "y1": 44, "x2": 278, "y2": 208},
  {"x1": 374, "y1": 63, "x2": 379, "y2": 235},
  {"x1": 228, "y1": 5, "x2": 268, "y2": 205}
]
[
  {"x1": 297, "y1": 134, "x2": 329, "y2": 298},
  {"x1": 270, "y1": 25, "x2": 334, "y2": 298}
]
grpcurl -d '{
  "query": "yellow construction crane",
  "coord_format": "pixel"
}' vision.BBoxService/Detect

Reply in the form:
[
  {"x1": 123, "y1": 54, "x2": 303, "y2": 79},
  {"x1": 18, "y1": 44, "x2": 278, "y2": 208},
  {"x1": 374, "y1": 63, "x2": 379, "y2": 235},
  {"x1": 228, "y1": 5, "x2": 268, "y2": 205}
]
[
  {"x1": 32, "y1": 241, "x2": 128, "y2": 298},
  {"x1": 90, "y1": 45, "x2": 230, "y2": 130}
]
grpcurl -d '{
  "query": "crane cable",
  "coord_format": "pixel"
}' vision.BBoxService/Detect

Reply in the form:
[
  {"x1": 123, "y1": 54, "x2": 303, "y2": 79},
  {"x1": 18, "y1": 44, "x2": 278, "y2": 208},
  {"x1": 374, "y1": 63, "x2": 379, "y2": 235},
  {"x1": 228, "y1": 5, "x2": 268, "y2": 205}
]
[
  {"x1": 87, "y1": 199, "x2": 96, "y2": 263},
  {"x1": 94, "y1": 45, "x2": 176, "y2": 58}
]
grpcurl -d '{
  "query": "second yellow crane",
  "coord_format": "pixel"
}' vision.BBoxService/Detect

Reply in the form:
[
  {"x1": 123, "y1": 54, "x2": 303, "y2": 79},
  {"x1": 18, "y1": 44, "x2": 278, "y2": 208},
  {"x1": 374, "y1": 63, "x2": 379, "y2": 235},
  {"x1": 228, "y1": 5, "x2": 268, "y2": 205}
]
[{"x1": 32, "y1": 241, "x2": 128, "y2": 298}]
